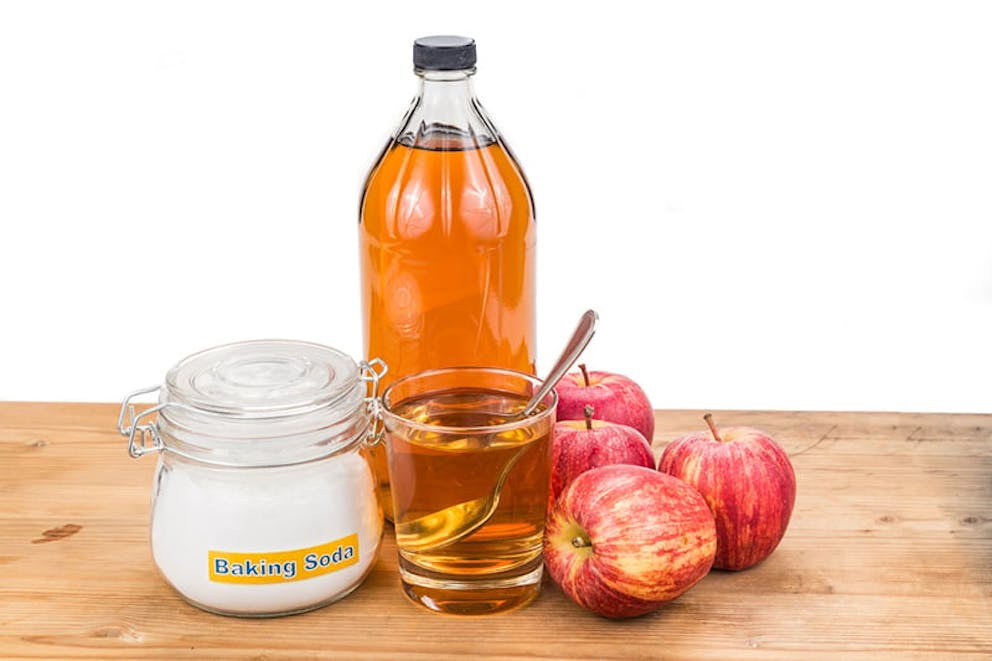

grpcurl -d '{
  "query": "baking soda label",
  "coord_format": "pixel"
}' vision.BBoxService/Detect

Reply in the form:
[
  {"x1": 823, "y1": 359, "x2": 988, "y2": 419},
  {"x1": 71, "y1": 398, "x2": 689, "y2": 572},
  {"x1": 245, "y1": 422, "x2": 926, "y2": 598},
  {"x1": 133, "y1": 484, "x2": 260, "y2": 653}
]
[{"x1": 208, "y1": 533, "x2": 360, "y2": 584}]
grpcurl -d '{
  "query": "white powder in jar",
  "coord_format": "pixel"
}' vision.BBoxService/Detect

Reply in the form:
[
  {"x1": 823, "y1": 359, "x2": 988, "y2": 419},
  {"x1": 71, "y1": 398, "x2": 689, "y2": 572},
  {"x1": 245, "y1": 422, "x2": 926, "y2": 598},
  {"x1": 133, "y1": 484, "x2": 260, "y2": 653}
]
[{"x1": 150, "y1": 450, "x2": 383, "y2": 616}]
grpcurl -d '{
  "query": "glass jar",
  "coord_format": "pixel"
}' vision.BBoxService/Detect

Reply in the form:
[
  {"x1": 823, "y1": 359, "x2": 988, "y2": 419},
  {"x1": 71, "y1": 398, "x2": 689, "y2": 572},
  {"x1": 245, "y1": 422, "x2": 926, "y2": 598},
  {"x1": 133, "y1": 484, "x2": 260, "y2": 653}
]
[{"x1": 118, "y1": 340, "x2": 387, "y2": 617}]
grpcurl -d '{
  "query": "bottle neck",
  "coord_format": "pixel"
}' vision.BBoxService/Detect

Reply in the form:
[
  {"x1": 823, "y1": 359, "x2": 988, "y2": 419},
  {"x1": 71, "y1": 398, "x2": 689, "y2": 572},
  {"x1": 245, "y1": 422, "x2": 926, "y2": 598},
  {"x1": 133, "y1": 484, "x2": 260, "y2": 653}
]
[
  {"x1": 417, "y1": 69, "x2": 476, "y2": 104},
  {"x1": 398, "y1": 69, "x2": 495, "y2": 150}
]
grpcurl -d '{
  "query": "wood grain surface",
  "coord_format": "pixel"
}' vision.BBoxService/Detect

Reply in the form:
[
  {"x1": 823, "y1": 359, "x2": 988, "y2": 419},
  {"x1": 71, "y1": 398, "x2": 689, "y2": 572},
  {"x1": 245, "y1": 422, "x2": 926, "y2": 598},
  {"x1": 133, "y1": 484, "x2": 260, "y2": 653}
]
[{"x1": 1, "y1": 403, "x2": 990, "y2": 659}]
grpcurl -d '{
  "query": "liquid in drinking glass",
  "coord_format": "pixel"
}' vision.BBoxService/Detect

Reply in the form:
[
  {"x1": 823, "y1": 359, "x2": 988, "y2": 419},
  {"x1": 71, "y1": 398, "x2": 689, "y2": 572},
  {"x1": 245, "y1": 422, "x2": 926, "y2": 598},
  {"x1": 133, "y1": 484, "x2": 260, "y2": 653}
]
[{"x1": 382, "y1": 372, "x2": 554, "y2": 616}]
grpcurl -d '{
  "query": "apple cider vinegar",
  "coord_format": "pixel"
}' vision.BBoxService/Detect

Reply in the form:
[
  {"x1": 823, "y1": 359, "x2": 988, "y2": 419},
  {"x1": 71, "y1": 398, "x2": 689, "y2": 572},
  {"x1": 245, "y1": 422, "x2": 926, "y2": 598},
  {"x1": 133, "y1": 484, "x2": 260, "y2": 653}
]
[
  {"x1": 360, "y1": 137, "x2": 535, "y2": 378},
  {"x1": 380, "y1": 368, "x2": 556, "y2": 615},
  {"x1": 359, "y1": 37, "x2": 537, "y2": 517}
]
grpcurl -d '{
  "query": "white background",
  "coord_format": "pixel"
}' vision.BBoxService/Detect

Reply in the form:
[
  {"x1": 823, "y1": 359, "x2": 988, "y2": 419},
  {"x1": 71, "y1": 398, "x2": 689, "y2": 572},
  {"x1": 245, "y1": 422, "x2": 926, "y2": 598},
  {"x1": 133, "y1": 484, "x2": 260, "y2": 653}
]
[{"x1": 1, "y1": 1, "x2": 989, "y2": 413}]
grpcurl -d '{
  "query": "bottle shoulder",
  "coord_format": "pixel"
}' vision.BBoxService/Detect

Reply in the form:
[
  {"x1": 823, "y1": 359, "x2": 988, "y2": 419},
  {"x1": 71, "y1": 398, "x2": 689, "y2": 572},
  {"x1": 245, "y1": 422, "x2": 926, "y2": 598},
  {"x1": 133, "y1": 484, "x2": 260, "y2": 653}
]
[{"x1": 359, "y1": 140, "x2": 534, "y2": 240}]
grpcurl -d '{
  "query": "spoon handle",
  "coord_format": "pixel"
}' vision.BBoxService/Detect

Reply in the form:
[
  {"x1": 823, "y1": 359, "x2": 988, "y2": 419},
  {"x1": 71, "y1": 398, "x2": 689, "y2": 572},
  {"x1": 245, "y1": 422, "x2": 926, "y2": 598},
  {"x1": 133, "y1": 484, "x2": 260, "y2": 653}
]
[{"x1": 519, "y1": 309, "x2": 599, "y2": 418}]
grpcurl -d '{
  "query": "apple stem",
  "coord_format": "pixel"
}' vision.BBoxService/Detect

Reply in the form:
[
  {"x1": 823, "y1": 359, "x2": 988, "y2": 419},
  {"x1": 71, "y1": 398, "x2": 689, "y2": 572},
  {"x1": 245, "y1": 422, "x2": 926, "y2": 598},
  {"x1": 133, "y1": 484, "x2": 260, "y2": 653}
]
[
  {"x1": 578, "y1": 363, "x2": 590, "y2": 387},
  {"x1": 703, "y1": 413, "x2": 723, "y2": 442},
  {"x1": 583, "y1": 405, "x2": 594, "y2": 431},
  {"x1": 571, "y1": 536, "x2": 592, "y2": 549}
]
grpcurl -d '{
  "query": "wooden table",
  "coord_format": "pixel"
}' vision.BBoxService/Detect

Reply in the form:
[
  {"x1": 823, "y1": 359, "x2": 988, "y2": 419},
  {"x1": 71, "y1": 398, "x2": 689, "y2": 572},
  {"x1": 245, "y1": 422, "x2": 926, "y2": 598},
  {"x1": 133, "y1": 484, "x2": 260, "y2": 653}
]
[{"x1": 1, "y1": 403, "x2": 989, "y2": 659}]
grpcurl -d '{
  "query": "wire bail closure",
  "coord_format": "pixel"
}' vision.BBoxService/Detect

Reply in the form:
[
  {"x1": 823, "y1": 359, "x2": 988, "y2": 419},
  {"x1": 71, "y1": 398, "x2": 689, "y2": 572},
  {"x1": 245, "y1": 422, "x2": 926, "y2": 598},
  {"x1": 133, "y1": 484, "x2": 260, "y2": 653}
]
[
  {"x1": 360, "y1": 358, "x2": 388, "y2": 447},
  {"x1": 117, "y1": 385, "x2": 166, "y2": 459}
]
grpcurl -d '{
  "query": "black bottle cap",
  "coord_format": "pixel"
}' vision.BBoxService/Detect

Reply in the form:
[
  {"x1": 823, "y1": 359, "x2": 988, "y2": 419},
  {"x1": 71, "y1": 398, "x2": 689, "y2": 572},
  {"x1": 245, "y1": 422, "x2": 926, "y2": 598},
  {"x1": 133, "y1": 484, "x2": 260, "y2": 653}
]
[{"x1": 413, "y1": 35, "x2": 477, "y2": 71}]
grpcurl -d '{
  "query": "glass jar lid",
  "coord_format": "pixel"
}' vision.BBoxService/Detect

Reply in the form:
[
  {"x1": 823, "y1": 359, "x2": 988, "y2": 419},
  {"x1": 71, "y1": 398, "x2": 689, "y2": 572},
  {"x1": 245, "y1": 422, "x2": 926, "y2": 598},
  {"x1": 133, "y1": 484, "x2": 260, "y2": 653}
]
[
  {"x1": 119, "y1": 340, "x2": 386, "y2": 466},
  {"x1": 164, "y1": 340, "x2": 360, "y2": 419}
]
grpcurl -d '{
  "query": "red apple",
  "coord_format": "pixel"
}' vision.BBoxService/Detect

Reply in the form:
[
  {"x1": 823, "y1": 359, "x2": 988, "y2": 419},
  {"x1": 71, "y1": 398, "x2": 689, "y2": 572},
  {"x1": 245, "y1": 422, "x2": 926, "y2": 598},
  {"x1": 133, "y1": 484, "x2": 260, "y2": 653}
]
[
  {"x1": 658, "y1": 414, "x2": 796, "y2": 571},
  {"x1": 544, "y1": 465, "x2": 717, "y2": 619},
  {"x1": 550, "y1": 405, "x2": 655, "y2": 505},
  {"x1": 555, "y1": 364, "x2": 655, "y2": 442}
]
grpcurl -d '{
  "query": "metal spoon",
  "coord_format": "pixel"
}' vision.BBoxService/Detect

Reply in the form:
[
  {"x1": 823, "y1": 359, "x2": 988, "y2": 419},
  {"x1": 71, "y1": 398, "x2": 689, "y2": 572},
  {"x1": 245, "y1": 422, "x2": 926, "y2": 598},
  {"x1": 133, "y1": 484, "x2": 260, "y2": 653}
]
[{"x1": 394, "y1": 309, "x2": 599, "y2": 553}]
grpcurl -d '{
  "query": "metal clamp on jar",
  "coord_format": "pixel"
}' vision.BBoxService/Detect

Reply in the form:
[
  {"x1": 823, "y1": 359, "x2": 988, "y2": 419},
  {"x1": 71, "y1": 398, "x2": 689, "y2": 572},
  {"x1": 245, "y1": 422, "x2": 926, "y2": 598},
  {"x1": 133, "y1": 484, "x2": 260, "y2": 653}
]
[{"x1": 118, "y1": 340, "x2": 387, "y2": 617}]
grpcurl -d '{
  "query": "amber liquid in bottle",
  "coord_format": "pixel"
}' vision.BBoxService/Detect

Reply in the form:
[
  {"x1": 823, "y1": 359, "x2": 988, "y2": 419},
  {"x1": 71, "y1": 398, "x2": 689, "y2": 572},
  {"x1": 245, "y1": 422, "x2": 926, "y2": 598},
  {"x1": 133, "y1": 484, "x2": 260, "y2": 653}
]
[
  {"x1": 361, "y1": 135, "x2": 535, "y2": 371},
  {"x1": 360, "y1": 104, "x2": 536, "y2": 518}
]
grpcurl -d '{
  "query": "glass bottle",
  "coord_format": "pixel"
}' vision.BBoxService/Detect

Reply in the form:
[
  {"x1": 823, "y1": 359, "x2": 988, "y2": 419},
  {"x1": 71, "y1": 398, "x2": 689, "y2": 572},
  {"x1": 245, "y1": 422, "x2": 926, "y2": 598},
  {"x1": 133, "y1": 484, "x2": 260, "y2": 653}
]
[{"x1": 359, "y1": 36, "x2": 536, "y2": 516}]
